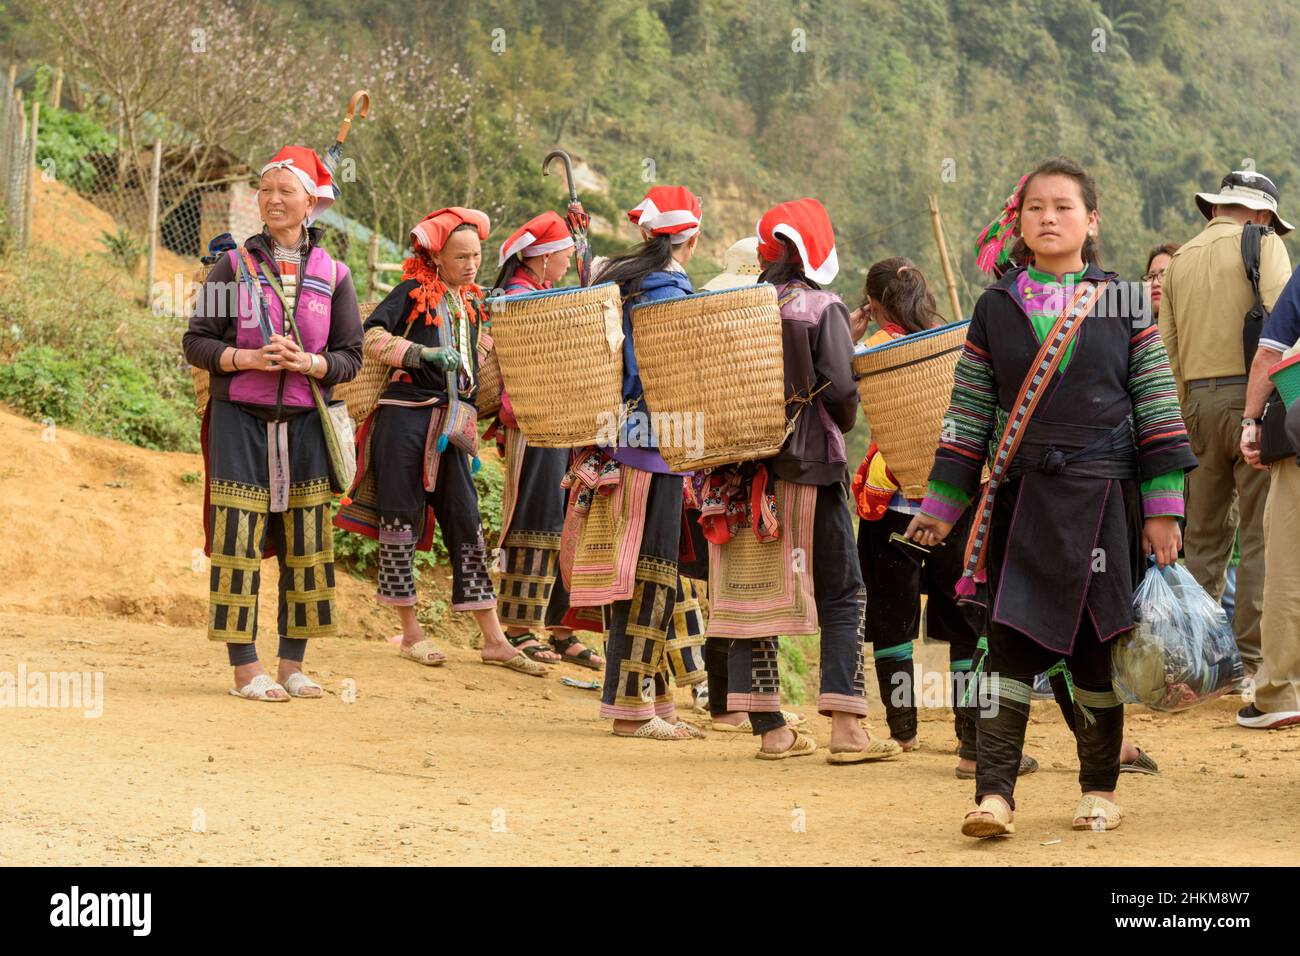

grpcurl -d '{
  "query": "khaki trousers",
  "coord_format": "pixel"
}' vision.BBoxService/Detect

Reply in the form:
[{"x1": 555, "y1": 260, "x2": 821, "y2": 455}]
[
  {"x1": 1255, "y1": 460, "x2": 1300, "y2": 713},
  {"x1": 1181, "y1": 382, "x2": 1267, "y2": 669}
]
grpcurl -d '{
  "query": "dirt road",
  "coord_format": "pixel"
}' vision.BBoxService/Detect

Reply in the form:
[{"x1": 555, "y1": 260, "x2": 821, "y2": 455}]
[{"x1": 1, "y1": 407, "x2": 1297, "y2": 866}]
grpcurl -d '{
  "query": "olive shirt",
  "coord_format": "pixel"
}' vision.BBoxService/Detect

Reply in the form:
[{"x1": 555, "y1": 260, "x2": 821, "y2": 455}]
[{"x1": 1158, "y1": 216, "x2": 1292, "y2": 401}]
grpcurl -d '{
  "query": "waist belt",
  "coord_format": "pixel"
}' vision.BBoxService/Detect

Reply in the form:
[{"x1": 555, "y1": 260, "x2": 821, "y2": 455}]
[
  {"x1": 1187, "y1": 375, "x2": 1248, "y2": 389},
  {"x1": 1007, "y1": 417, "x2": 1139, "y2": 481}
]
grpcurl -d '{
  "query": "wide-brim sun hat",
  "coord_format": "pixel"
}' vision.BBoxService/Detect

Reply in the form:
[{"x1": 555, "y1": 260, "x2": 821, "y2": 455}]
[
  {"x1": 702, "y1": 236, "x2": 763, "y2": 291},
  {"x1": 1195, "y1": 169, "x2": 1293, "y2": 235}
]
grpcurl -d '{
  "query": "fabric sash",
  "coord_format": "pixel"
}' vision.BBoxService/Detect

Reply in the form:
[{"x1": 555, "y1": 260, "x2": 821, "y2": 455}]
[{"x1": 955, "y1": 279, "x2": 1109, "y2": 598}]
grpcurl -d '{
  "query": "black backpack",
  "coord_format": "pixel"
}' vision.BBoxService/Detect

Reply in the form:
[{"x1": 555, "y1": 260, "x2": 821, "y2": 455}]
[{"x1": 1241, "y1": 223, "x2": 1293, "y2": 463}]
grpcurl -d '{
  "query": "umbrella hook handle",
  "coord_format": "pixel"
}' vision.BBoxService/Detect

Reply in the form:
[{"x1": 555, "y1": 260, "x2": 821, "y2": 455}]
[
  {"x1": 542, "y1": 149, "x2": 579, "y2": 205},
  {"x1": 335, "y1": 90, "x2": 371, "y2": 145}
]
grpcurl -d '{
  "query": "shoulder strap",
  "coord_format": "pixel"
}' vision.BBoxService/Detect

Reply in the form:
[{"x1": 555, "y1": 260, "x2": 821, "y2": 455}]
[{"x1": 1242, "y1": 224, "x2": 1264, "y2": 306}]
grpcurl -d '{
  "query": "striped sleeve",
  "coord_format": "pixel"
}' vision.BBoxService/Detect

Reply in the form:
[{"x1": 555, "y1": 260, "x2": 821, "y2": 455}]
[
  {"x1": 927, "y1": 297, "x2": 998, "y2": 499},
  {"x1": 1128, "y1": 323, "x2": 1198, "y2": 480}
]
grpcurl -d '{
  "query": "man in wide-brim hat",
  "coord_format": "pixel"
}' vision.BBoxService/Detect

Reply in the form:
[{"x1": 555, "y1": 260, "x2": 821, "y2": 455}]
[{"x1": 1159, "y1": 168, "x2": 1295, "y2": 690}]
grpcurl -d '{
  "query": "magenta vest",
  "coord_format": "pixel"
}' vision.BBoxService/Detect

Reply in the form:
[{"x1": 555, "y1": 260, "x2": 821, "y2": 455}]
[{"x1": 228, "y1": 245, "x2": 347, "y2": 409}]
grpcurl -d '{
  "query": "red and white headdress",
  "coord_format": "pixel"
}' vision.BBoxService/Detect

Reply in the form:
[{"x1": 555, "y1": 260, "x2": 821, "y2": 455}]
[
  {"x1": 260, "y1": 146, "x2": 335, "y2": 224},
  {"x1": 756, "y1": 198, "x2": 839, "y2": 284},
  {"x1": 627, "y1": 185, "x2": 702, "y2": 243},
  {"x1": 410, "y1": 206, "x2": 491, "y2": 254},
  {"x1": 498, "y1": 211, "x2": 575, "y2": 265}
]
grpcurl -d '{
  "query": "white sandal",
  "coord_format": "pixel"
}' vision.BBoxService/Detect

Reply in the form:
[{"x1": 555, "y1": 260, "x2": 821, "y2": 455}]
[
  {"x1": 229, "y1": 673, "x2": 289, "y2": 702},
  {"x1": 399, "y1": 639, "x2": 447, "y2": 666},
  {"x1": 1073, "y1": 794, "x2": 1122, "y2": 831},
  {"x1": 612, "y1": 716, "x2": 690, "y2": 741},
  {"x1": 282, "y1": 671, "x2": 323, "y2": 698}
]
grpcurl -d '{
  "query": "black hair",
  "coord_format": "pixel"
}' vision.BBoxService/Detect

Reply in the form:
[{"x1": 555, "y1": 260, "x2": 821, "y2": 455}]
[
  {"x1": 1010, "y1": 156, "x2": 1102, "y2": 268},
  {"x1": 862, "y1": 257, "x2": 943, "y2": 333},
  {"x1": 756, "y1": 238, "x2": 821, "y2": 290},
  {"x1": 1145, "y1": 242, "x2": 1181, "y2": 274},
  {"x1": 594, "y1": 233, "x2": 674, "y2": 296}
]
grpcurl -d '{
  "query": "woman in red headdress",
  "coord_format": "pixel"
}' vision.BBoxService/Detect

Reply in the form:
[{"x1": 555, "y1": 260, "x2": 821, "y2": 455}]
[
  {"x1": 184, "y1": 145, "x2": 362, "y2": 701},
  {"x1": 334, "y1": 207, "x2": 546, "y2": 677}
]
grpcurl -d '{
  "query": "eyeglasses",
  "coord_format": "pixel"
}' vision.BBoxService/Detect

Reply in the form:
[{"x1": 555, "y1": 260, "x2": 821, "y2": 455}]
[{"x1": 1142, "y1": 271, "x2": 1165, "y2": 283}]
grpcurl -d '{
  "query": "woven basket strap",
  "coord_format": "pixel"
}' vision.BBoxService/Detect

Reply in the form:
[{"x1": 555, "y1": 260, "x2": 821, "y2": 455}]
[
  {"x1": 957, "y1": 279, "x2": 1109, "y2": 585},
  {"x1": 783, "y1": 379, "x2": 832, "y2": 437},
  {"x1": 365, "y1": 307, "x2": 422, "y2": 415}
]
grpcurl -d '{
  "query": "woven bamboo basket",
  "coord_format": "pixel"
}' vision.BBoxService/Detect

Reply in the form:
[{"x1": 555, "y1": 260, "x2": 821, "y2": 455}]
[
  {"x1": 487, "y1": 282, "x2": 624, "y2": 447},
  {"x1": 190, "y1": 264, "x2": 214, "y2": 418},
  {"x1": 631, "y1": 283, "x2": 787, "y2": 472},
  {"x1": 328, "y1": 302, "x2": 391, "y2": 424},
  {"x1": 475, "y1": 330, "x2": 503, "y2": 417},
  {"x1": 852, "y1": 320, "x2": 970, "y2": 498}
]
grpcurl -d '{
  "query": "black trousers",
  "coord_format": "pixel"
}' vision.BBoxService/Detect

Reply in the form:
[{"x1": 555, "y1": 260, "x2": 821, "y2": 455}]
[{"x1": 857, "y1": 508, "x2": 982, "y2": 745}]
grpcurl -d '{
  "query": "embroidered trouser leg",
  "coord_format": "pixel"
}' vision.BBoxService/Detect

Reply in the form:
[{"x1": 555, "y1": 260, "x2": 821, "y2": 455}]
[
  {"x1": 949, "y1": 636, "x2": 979, "y2": 762},
  {"x1": 660, "y1": 575, "x2": 707, "y2": 688},
  {"x1": 599, "y1": 472, "x2": 682, "y2": 721},
  {"x1": 206, "y1": 401, "x2": 336, "y2": 647},
  {"x1": 812, "y1": 483, "x2": 869, "y2": 717},
  {"x1": 724, "y1": 637, "x2": 789, "y2": 736},
  {"x1": 497, "y1": 444, "x2": 569, "y2": 628},
  {"x1": 428, "y1": 442, "x2": 497, "y2": 611}
]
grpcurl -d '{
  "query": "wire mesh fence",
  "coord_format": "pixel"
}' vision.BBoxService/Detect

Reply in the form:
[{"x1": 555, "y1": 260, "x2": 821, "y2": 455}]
[{"x1": 0, "y1": 67, "x2": 32, "y2": 248}]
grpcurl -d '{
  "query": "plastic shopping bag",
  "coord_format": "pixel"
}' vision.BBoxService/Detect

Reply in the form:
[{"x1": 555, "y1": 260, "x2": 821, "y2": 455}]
[{"x1": 1111, "y1": 563, "x2": 1244, "y2": 712}]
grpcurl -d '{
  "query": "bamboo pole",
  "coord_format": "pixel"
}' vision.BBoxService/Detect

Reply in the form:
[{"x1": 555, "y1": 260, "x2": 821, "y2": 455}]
[
  {"x1": 145, "y1": 140, "x2": 162, "y2": 293},
  {"x1": 51, "y1": 59, "x2": 64, "y2": 109},
  {"x1": 928, "y1": 194, "x2": 962, "y2": 322}
]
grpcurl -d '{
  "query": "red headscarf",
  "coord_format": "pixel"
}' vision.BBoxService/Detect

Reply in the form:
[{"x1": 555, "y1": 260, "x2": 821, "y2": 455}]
[
  {"x1": 260, "y1": 146, "x2": 335, "y2": 224},
  {"x1": 498, "y1": 211, "x2": 575, "y2": 264},
  {"x1": 756, "y1": 198, "x2": 839, "y2": 284},
  {"x1": 404, "y1": 207, "x2": 491, "y2": 325},
  {"x1": 627, "y1": 186, "x2": 702, "y2": 242}
]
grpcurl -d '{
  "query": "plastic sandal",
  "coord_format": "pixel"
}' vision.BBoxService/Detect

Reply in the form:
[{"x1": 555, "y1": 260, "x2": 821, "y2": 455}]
[
  {"x1": 506, "y1": 632, "x2": 562, "y2": 664},
  {"x1": 611, "y1": 716, "x2": 690, "y2": 740},
  {"x1": 1073, "y1": 794, "x2": 1122, "y2": 831},
  {"x1": 962, "y1": 797, "x2": 1015, "y2": 838},
  {"x1": 548, "y1": 634, "x2": 604, "y2": 671},
  {"x1": 670, "y1": 719, "x2": 707, "y2": 739},
  {"x1": 955, "y1": 752, "x2": 1038, "y2": 780},
  {"x1": 282, "y1": 671, "x2": 323, "y2": 698},
  {"x1": 228, "y1": 673, "x2": 289, "y2": 702},
  {"x1": 1119, "y1": 748, "x2": 1159, "y2": 775},
  {"x1": 712, "y1": 711, "x2": 806, "y2": 733},
  {"x1": 399, "y1": 639, "x2": 447, "y2": 666},
  {"x1": 826, "y1": 737, "x2": 902, "y2": 764},
  {"x1": 483, "y1": 653, "x2": 548, "y2": 678},
  {"x1": 756, "y1": 730, "x2": 818, "y2": 760}
]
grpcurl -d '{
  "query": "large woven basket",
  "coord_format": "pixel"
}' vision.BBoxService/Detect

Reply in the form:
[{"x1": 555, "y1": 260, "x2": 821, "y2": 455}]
[
  {"x1": 852, "y1": 320, "x2": 971, "y2": 498},
  {"x1": 487, "y1": 282, "x2": 624, "y2": 447},
  {"x1": 631, "y1": 283, "x2": 787, "y2": 472}
]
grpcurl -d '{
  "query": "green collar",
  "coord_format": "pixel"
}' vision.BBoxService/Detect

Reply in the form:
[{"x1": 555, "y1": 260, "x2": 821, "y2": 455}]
[{"x1": 1025, "y1": 264, "x2": 1088, "y2": 286}]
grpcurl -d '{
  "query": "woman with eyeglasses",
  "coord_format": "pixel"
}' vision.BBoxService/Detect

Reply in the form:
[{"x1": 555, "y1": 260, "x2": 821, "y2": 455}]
[{"x1": 1143, "y1": 242, "x2": 1180, "y2": 318}]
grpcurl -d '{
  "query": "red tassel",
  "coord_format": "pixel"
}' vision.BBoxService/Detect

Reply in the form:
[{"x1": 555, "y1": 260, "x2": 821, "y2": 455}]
[
  {"x1": 955, "y1": 574, "x2": 976, "y2": 598},
  {"x1": 339, "y1": 496, "x2": 353, "y2": 506}
]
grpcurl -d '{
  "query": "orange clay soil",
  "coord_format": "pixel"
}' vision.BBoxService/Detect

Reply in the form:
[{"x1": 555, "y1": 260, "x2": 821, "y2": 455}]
[{"x1": 0, "y1": 405, "x2": 1297, "y2": 866}]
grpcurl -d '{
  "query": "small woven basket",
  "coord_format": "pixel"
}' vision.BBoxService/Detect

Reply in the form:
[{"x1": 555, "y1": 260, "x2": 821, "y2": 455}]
[
  {"x1": 475, "y1": 330, "x2": 503, "y2": 417},
  {"x1": 330, "y1": 302, "x2": 389, "y2": 424},
  {"x1": 487, "y1": 282, "x2": 624, "y2": 447},
  {"x1": 852, "y1": 320, "x2": 970, "y2": 498},
  {"x1": 190, "y1": 264, "x2": 214, "y2": 418},
  {"x1": 631, "y1": 283, "x2": 787, "y2": 472}
]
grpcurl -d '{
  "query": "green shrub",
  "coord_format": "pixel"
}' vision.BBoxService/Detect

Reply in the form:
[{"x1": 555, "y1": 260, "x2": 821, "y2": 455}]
[
  {"x1": 100, "y1": 227, "x2": 145, "y2": 273},
  {"x1": 0, "y1": 345, "x2": 84, "y2": 423},
  {"x1": 32, "y1": 103, "x2": 117, "y2": 193}
]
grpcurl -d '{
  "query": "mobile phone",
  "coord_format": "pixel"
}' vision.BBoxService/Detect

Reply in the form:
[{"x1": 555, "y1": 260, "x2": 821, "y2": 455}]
[{"x1": 889, "y1": 531, "x2": 933, "y2": 563}]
